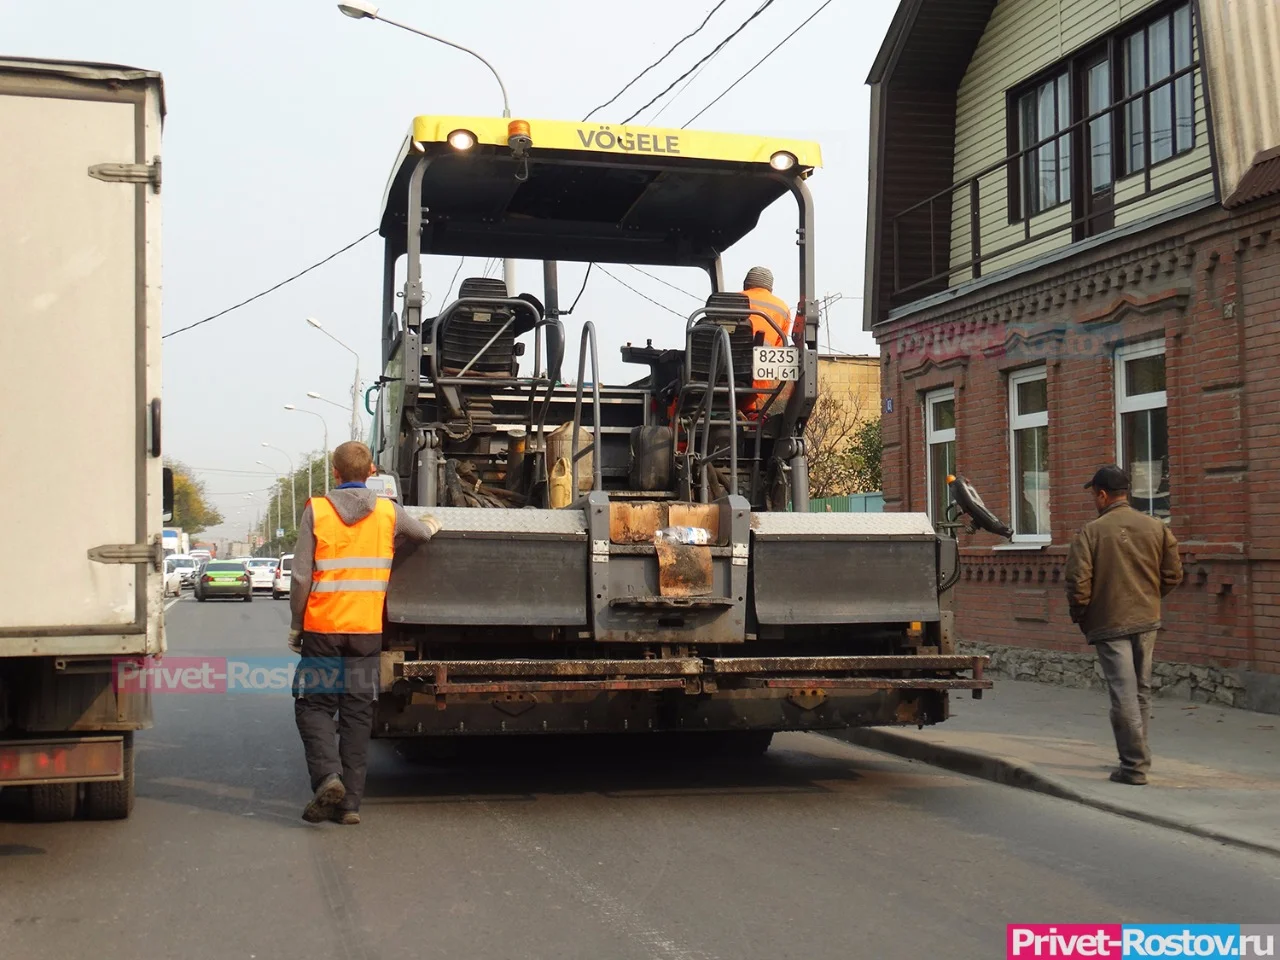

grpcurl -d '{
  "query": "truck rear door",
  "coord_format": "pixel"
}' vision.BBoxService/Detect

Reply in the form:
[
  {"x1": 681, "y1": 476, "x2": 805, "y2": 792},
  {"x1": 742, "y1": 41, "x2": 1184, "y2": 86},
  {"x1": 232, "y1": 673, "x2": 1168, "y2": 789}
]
[{"x1": 0, "y1": 60, "x2": 164, "y2": 657}]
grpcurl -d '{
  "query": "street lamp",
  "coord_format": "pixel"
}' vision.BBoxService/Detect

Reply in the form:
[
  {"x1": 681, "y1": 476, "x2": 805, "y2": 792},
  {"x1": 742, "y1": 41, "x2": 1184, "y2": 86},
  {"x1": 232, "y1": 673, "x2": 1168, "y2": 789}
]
[
  {"x1": 285, "y1": 404, "x2": 330, "y2": 494},
  {"x1": 244, "y1": 493, "x2": 271, "y2": 547},
  {"x1": 261, "y1": 444, "x2": 297, "y2": 526},
  {"x1": 307, "y1": 391, "x2": 349, "y2": 412},
  {"x1": 334, "y1": 5, "x2": 515, "y2": 293},
  {"x1": 256, "y1": 461, "x2": 287, "y2": 540},
  {"x1": 305, "y1": 317, "x2": 362, "y2": 442},
  {"x1": 335, "y1": 2, "x2": 510, "y2": 118}
]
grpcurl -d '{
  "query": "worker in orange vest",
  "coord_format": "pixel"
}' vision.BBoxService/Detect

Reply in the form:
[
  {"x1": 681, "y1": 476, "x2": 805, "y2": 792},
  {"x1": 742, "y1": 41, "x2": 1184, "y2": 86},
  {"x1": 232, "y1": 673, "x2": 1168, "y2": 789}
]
[
  {"x1": 289, "y1": 440, "x2": 440, "y2": 825},
  {"x1": 741, "y1": 266, "x2": 796, "y2": 417}
]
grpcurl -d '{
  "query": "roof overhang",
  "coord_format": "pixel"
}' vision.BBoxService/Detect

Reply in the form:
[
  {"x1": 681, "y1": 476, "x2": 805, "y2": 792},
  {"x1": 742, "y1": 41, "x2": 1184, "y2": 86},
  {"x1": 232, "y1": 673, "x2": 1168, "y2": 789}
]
[{"x1": 378, "y1": 116, "x2": 821, "y2": 267}]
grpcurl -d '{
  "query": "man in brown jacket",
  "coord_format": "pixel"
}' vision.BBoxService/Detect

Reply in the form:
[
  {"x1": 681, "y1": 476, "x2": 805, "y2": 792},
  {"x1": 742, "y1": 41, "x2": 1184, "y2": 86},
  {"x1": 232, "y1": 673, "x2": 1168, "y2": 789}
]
[{"x1": 1065, "y1": 465, "x2": 1183, "y2": 785}]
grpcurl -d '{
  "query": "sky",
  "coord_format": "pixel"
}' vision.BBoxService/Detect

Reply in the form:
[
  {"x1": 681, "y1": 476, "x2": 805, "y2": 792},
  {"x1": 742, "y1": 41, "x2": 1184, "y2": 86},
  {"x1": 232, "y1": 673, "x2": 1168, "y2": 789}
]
[{"x1": 3, "y1": 0, "x2": 898, "y2": 539}]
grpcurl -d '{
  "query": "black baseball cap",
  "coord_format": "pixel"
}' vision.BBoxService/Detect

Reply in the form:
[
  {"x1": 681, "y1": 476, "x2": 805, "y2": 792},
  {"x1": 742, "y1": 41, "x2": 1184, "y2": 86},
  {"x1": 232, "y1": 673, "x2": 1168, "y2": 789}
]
[{"x1": 1084, "y1": 464, "x2": 1130, "y2": 492}]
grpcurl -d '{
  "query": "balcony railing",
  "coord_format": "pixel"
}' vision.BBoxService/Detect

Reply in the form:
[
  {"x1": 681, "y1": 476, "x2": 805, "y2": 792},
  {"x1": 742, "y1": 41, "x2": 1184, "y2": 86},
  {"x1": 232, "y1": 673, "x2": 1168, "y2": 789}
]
[{"x1": 890, "y1": 60, "x2": 1217, "y2": 299}]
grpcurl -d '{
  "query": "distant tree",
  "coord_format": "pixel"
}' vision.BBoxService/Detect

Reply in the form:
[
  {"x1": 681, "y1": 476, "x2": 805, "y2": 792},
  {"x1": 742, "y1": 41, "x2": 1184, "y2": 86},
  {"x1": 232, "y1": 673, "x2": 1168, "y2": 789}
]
[
  {"x1": 165, "y1": 461, "x2": 223, "y2": 534},
  {"x1": 804, "y1": 383, "x2": 869, "y2": 498},
  {"x1": 846, "y1": 416, "x2": 882, "y2": 493}
]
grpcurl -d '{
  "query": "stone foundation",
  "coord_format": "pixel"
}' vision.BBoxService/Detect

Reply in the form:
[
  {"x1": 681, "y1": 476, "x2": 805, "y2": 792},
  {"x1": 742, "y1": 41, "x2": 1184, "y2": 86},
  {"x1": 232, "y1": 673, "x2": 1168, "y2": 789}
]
[{"x1": 959, "y1": 640, "x2": 1257, "y2": 710}]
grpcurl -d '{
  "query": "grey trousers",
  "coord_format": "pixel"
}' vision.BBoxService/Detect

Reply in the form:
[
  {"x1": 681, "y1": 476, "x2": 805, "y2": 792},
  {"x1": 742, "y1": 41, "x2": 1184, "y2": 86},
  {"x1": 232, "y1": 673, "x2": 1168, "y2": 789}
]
[
  {"x1": 1094, "y1": 631, "x2": 1157, "y2": 775},
  {"x1": 293, "y1": 632, "x2": 380, "y2": 811}
]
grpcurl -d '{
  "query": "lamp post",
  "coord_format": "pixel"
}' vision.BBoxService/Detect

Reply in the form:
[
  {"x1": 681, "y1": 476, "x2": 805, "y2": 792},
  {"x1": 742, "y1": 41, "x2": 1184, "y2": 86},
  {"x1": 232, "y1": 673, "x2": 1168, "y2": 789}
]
[
  {"x1": 305, "y1": 317, "x2": 362, "y2": 442},
  {"x1": 260, "y1": 444, "x2": 297, "y2": 526},
  {"x1": 285, "y1": 404, "x2": 330, "y2": 494},
  {"x1": 256, "y1": 462, "x2": 286, "y2": 542},
  {"x1": 334, "y1": 3, "x2": 515, "y2": 293},
  {"x1": 244, "y1": 493, "x2": 269, "y2": 550}
]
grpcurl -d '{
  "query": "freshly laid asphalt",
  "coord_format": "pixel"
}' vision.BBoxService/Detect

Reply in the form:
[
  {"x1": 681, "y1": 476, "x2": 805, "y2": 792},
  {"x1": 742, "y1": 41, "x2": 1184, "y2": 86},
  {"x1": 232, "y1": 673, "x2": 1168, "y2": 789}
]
[{"x1": 2, "y1": 597, "x2": 1278, "y2": 960}]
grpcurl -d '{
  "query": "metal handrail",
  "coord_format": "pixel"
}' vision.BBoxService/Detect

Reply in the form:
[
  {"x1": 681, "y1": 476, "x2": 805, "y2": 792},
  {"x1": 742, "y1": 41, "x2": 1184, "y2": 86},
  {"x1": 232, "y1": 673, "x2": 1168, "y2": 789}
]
[
  {"x1": 697, "y1": 325, "x2": 739, "y2": 503},
  {"x1": 893, "y1": 60, "x2": 1202, "y2": 221},
  {"x1": 570, "y1": 322, "x2": 603, "y2": 493},
  {"x1": 889, "y1": 59, "x2": 1210, "y2": 295}
]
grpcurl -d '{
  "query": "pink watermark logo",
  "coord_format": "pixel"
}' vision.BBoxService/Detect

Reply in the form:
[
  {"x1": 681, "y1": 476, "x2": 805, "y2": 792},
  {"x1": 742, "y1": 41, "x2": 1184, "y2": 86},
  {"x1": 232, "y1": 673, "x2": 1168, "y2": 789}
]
[
  {"x1": 1007, "y1": 925, "x2": 1277, "y2": 959},
  {"x1": 115, "y1": 657, "x2": 228, "y2": 694},
  {"x1": 113, "y1": 656, "x2": 352, "y2": 695},
  {"x1": 1008, "y1": 926, "x2": 1123, "y2": 958}
]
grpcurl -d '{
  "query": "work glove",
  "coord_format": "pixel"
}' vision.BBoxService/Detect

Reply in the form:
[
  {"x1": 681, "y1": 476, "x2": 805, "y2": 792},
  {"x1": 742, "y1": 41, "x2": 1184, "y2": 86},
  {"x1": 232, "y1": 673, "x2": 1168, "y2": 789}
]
[
  {"x1": 422, "y1": 515, "x2": 442, "y2": 538},
  {"x1": 287, "y1": 629, "x2": 303, "y2": 655}
]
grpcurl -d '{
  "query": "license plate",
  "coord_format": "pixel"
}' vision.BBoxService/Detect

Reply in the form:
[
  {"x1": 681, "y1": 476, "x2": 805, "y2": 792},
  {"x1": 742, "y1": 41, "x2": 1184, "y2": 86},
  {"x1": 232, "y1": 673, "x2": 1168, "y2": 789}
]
[{"x1": 752, "y1": 346, "x2": 800, "y2": 382}]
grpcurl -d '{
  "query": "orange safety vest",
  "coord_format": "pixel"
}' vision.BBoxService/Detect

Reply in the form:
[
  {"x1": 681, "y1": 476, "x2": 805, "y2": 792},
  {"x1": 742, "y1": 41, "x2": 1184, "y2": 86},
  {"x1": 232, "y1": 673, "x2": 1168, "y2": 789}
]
[
  {"x1": 304, "y1": 496, "x2": 397, "y2": 635},
  {"x1": 743, "y1": 287, "x2": 793, "y2": 416}
]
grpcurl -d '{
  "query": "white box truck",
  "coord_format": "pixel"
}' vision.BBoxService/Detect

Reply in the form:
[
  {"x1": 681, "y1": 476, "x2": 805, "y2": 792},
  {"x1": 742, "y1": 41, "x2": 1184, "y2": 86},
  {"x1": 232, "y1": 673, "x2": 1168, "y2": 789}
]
[{"x1": 0, "y1": 58, "x2": 166, "y2": 820}]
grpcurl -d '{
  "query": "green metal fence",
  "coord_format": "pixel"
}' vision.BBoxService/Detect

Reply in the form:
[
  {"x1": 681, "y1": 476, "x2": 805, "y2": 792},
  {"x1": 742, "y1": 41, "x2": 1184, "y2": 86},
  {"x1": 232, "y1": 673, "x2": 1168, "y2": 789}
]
[{"x1": 807, "y1": 493, "x2": 884, "y2": 513}]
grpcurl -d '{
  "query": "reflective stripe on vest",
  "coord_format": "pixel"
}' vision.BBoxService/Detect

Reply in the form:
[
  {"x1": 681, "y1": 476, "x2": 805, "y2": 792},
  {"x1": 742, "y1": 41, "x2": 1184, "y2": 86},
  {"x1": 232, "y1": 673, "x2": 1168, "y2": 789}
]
[{"x1": 303, "y1": 495, "x2": 397, "y2": 634}]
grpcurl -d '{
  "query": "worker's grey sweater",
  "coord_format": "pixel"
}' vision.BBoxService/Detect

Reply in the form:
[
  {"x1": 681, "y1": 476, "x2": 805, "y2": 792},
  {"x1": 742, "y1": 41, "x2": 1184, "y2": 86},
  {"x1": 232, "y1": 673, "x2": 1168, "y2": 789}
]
[{"x1": 289, "y1": 487, "x2": 435, "y2": 632}]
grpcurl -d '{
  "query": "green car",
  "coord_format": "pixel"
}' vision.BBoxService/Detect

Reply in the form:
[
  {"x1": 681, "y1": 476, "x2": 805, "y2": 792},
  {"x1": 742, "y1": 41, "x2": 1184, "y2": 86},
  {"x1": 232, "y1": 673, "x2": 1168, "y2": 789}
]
[{"x1": 194, "y1": 560, "x2": 253, "y2": 602}]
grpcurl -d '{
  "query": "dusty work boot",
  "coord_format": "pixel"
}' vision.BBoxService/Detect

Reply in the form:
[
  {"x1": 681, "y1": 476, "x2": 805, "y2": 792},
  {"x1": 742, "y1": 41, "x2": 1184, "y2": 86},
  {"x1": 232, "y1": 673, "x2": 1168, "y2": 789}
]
[
  {"x1": 330, "y1": 808, "x2": 360, "y2": 825},
  {"x1": 302, "y1": 773, "x2": 346, "y2": 823},
  {"x1": 1109, "y1": 768, "x2": 1148, "y2": 786}
]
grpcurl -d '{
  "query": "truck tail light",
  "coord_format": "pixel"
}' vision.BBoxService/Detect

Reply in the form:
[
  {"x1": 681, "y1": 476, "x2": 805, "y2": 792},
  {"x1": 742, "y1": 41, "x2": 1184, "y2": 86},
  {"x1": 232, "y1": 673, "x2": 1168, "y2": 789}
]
[{"x1": 0, "y1": 738, "x2": 123, "y2": 785}]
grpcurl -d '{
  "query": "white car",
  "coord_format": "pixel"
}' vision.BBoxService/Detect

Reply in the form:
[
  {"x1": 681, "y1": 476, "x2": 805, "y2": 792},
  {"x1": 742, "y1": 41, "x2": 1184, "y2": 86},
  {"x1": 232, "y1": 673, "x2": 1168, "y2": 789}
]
[
  {"x1": 273, "y1": 554, "x2": 293, "y2": 600},
  {"x1": 163, "y1": 559, "x2": 183, "y2": 598},
  {"x1": 168, "y1": 554, "x2": 199, "y2": 589},
  {"x1": 244, "y1": 557, "x2": 278, "y2": 593}
]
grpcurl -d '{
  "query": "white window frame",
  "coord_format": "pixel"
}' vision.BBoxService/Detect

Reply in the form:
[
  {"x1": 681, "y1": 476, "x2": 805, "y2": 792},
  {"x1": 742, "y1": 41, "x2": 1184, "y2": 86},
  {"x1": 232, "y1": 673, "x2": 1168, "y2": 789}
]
[
  {"x1": 1115, "y1": 340, "x2": 1168, "y2": 519},
  {"x1": 1008, "y1": 366, "x2": 1051, "y2": 544},
  {"x1": 924, "y1": 389, "x2": 956, "y2": 524}
]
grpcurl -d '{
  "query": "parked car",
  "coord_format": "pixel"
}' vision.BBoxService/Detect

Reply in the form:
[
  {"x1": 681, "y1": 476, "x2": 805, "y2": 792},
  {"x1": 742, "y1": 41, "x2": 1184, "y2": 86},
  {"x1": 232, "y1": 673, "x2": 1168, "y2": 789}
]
[
  {"x1": 168, "y1": 553, "x2": 199, "y2": 589},
  {"x1": 194, "y1": 560, "x2": 253, "y2": 602},
  {"x1": 272, "y1": 554, "x2": 293, "y2": 600},
  {"x1": 163, "y1": 559, "x2": 183, "y2": 598},
  {"x1": 244, "y1": 557, "x2": 277, "y2": 593}
]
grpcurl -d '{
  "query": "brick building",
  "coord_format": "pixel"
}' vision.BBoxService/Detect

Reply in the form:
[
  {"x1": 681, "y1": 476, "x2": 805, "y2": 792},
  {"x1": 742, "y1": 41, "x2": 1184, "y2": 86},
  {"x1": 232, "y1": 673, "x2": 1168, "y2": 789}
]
[{"x1": 862, "y1": 0, "x2": 1280, "y2": 711}]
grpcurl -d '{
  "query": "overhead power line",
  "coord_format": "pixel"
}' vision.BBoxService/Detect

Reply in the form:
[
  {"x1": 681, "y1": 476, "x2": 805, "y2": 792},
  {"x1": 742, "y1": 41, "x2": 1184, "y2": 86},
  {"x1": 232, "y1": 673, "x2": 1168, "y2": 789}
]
[
  {"x1": 565, "y1": 263, "x2": 594, "y2": 315},
  {"x1": 445, "y1": 257, "x2": 466, "y2": 302},
  {"x1": 581, "y1": 0, "x2": 729, "y2": 122},
  {"x1": 595, "y1": 265, "x2": 687, "y2": 318},
  {"x1": 647, "y1": 47, "x2": 723, "y2": 125},
  {"x1": 626, "y1": 264, "x2": 704, "y2": 303},
  {"x1": 182, "y1": 466, "x2": 280, "y2": 476},
  {"x1": 163, "y1": 229, "x2": 377, "y2": 339},
  {"x1": 683, "y1": 0, "x2": 834, "y2": 129},
  {"x1": 621, "y1": 0, "x2": 778, "y2": 125}
]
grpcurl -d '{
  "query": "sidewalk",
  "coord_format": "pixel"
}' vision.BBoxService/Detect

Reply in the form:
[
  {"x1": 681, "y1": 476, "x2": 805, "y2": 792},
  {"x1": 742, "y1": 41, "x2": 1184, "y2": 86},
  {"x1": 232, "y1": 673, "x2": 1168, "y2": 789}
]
[{"x1": 832, "y1": 679, "x2": 1280, "y2": 856}]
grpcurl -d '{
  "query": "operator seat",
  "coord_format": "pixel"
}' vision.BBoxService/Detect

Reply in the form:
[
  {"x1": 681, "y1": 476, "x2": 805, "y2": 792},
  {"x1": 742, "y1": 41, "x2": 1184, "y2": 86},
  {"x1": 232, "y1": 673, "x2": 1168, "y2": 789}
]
[
  {"x1": 436, "y1": 277, "x2": 521, "y2": 378},
  {"x1": 689, "y1": 292, "x2": 755, "y2": 392}
]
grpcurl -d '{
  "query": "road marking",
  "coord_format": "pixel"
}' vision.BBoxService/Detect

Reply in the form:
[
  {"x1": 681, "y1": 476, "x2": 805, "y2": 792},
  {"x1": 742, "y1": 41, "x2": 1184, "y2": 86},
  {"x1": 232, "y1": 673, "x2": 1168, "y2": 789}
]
[
  {"x1": 483, "y1": 803, "x2": 718, "y2": 960},
  {"x1": 164, "y1": 597, "x2": 182, "y2": 612}
]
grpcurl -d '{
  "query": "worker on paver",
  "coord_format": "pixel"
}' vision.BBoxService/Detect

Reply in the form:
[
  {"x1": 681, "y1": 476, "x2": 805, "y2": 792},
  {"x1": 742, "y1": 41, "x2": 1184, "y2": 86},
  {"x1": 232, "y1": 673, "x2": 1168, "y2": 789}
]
[
  {"x1": 1065, "y1": 464, "x2": 1183, "y2": 786},
  {"x1": 289, "y1": 441, "x2": 440, "y2": 824},
  {"x1": 743, "y1": 266, "x2": 793, "y2": 345},
  {"x1": 741, "y1": 266, "x2": 796, "y2": 417}
]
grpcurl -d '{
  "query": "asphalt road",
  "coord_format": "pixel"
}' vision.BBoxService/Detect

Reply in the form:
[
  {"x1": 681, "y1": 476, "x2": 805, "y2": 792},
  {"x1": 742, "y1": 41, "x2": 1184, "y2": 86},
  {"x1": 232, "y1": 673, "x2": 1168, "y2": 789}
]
[{"x1": 2, "y1": 597, "x2": 1278, "y2": 960}]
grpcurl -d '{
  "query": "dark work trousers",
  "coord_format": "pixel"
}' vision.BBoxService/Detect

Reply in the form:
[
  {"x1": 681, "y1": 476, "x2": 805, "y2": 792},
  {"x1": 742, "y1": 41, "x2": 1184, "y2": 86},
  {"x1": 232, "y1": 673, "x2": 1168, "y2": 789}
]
[
  {"x1": 1094, "y1": 630, "x2": 1157, "y2": 775},
  {"x1": 294, "y1": 632, "x2": 380, "y2": 812}
]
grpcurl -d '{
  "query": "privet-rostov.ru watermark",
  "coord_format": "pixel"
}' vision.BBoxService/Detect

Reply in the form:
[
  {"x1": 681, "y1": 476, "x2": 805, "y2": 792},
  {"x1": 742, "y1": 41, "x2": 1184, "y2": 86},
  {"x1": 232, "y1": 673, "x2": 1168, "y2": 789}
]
[
  {"x1": 1007, "y1": 925, "x2": 1278, "y2": 959},
  {"x1": 114, "y1": 657, "x2": 350, "y2": 694}
]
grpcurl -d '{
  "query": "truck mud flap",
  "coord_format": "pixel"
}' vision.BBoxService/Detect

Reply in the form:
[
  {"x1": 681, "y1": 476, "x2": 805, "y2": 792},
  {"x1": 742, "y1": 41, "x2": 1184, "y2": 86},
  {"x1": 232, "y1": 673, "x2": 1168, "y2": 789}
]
[{"x1": 750, "y1": 512, "x2": 941, "y2": 625}]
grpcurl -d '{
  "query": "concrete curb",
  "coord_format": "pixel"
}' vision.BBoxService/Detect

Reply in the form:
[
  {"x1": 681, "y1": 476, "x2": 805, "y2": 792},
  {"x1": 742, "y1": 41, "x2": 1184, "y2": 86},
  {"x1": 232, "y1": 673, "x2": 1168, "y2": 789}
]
[{"x1": 826, "y1": 728, "x2": 1280, "y2": 860}]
